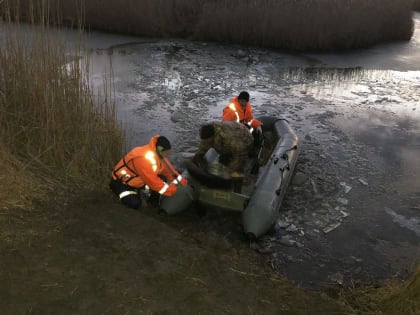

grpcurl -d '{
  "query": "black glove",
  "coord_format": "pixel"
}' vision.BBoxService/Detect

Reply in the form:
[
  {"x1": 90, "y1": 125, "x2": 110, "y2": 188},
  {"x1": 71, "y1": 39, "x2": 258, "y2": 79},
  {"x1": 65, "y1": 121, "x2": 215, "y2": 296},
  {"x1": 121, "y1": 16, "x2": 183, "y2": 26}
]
[{"x1": 147, "y1": 191, "x2": 160, "y2": 208}]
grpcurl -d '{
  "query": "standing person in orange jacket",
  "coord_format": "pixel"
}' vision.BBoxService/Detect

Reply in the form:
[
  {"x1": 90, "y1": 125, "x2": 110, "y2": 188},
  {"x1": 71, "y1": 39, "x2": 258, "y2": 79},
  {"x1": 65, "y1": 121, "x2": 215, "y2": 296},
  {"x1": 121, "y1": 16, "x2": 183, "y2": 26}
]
[
  {"x1": 222, "y1": 91, "x2": 263, "y2": 136},
  {"x1": 109, "y1": 135, "x2": 188, "y2": 210}
]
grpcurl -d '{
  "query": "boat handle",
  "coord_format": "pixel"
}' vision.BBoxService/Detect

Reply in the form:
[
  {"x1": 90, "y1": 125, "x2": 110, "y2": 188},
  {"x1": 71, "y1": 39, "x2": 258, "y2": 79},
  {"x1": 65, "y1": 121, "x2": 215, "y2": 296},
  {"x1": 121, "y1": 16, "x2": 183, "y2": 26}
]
[
  {"x1": 275, "y1": 169, "x2": 284, "y2": 195},
  {"x1": 278, "y1": 155, "x2": 290, "y2": 172},
  {"x1": 285, "y1": 145, "x2": 298, "y2": 153},
  {"x1": 279, "y1": 163, "x2": 290, "y2": 172},
  {"x1": 276, "y1": 157, "x2": 291, "y2": 195}
]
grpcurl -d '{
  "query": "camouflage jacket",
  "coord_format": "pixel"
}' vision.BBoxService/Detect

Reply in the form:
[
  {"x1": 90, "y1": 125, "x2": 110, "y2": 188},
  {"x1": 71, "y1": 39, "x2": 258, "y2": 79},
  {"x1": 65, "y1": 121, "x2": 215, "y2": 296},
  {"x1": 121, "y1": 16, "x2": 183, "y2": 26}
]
[{"x1": 196, "y1": 121, "x2": 253, "y2": 171}]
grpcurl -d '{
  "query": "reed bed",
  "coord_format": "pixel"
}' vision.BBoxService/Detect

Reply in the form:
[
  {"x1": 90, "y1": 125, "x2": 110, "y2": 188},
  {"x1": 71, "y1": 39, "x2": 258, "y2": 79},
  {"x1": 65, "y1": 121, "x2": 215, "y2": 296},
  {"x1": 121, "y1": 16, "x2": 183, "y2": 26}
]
[
  {"x1": 0, "y1": 2, "x2": 124, "y2": 209},
  {"x1": 379, "y1": 265, "x2": 420, "y2": 315},
  {"x1": 12, "y1": 0, "x2": 415, "y2": 51},
  {"x1": 415, "y1": 0, "x2": 420, "y2": 11},
  {"x1": 341, "y1": 264, "x2": 420, "y2": 315},
  {"x1": 195, "y1": 0, "x2": 414, "y2": 50}
]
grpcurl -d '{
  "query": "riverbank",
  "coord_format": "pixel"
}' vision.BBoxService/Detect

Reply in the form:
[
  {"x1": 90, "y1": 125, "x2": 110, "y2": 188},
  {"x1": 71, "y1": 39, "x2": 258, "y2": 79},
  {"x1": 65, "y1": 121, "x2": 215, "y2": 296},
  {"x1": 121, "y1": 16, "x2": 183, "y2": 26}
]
[
  {"x1": 10, "y1": 0, "x2": 415, "y2": 51},
  {"x1": 0, "y1": 191, "x2": 354, "y2": 314}
]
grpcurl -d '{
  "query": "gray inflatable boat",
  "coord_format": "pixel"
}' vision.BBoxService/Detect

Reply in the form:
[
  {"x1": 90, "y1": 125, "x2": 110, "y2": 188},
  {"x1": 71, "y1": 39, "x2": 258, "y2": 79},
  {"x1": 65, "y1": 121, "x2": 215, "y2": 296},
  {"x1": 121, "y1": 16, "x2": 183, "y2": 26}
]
[{"x1": 183, "y1": 116, "x2": 300, "y2": 239}]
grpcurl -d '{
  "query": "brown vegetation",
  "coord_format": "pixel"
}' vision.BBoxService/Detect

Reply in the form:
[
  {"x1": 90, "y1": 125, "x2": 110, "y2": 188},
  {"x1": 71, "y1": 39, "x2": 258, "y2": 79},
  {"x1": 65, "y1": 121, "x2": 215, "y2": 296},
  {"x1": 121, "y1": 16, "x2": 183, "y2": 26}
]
[
  {"x1": 196, "y1": 0, "x2": 415, "y2": 51},
  {"x1": 415, "y1": 0, "x2": 420, "y2": 11},
  {"x1": 341, "y1": 264, "x2": 420, "y2": 315},
  {"x1": 6, "y1": 0, "x2": 415, "y2": 51},
  {"x1": 0, "y1": 3, "x2": 124, "y2": 209},
  {"x1": 380, "y1": 264, "x2": 420, "y2": 314}
]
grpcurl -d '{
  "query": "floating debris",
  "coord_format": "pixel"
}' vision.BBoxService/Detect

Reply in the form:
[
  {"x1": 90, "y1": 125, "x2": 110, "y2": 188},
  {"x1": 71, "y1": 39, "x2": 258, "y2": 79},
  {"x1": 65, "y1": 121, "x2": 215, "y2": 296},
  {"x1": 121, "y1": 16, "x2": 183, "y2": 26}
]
[
  {"x1": 337, "y1": 198, "x2": 349, "y2": 206},
  {"x1": 340, "y1": 182, "x2": 352, "y2": 194},
  {"x1": 340, "y1": 210, "x2": 350, "y2": 218},
  {"x1": 358, "y1": 178, "x2": 369, "y2": 186},
  {"x1": 286, "y1": 224, "x2": 298, "y2": 232},
  {"x1": 277, "y1": 219, "x2": 291, "y2": 228},
  {"x1": 295, "y1": 241, "x2": 304, "y2": 248},
  {"x1": 277, "y1": 236, "x2": 297, "y2": 247},
  {"x1": 323, "y1": 222, "x2": 341, "y2": 234},
  {"x1": 351, "y1": 256, "x2": 363, "y2": 263},
  {"x1": 384, "y1": 207, "x2": 420, "y2": 237},
  {"x1": 329, "y1": 272, "x2": 344, "y2": 285},
  {"x1": 310, "y1": 179, "x2": 319, "y2": 195}
]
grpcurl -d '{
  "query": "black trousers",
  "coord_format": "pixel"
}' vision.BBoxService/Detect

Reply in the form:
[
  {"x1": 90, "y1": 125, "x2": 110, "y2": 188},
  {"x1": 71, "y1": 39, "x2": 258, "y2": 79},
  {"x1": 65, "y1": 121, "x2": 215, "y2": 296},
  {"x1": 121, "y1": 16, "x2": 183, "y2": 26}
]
[{"x1": 109, "y1": 178, "x2": 142, "y2": 209}]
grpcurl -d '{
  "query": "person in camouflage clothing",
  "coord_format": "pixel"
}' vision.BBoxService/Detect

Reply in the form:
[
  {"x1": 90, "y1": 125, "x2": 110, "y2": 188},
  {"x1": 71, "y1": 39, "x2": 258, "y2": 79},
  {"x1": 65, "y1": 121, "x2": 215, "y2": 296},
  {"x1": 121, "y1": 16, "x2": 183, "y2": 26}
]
[{"x1": 193, "y1": 121, "x2": 254, "y2": 176}]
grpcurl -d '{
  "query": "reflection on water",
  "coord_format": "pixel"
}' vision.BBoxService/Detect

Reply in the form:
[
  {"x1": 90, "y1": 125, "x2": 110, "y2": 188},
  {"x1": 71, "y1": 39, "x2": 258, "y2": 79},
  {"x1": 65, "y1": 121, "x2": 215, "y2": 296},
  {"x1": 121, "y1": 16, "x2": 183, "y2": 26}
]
[
  {"x1": 280, "y1": 66, "x2": 419, "y2": 118},
  {"x1": 331, "y1": 110, "x2": 420, "y2": 189},
  {"x1": 385, "y1": 207, "x2": 420, "y2": 237}
]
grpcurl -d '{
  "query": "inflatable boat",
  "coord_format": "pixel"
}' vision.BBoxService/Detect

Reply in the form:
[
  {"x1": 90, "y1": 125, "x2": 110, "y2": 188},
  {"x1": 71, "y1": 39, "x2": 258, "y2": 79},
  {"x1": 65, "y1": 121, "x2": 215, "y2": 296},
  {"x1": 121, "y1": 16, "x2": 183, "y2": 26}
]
[{"x1": 164, "y1": 116, "x2": 300, "y2": 239}]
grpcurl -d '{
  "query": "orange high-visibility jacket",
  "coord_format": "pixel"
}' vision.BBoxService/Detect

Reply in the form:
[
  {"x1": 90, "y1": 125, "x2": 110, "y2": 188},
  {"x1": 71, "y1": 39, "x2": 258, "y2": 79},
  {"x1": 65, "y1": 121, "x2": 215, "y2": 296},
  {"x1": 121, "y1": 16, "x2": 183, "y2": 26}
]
[
  {"x1": 112, "y1": 135, "x2": 183, "y2": 196},
  {"x1": 222, "y1": 96, "x2": 262, "y2": 129}
]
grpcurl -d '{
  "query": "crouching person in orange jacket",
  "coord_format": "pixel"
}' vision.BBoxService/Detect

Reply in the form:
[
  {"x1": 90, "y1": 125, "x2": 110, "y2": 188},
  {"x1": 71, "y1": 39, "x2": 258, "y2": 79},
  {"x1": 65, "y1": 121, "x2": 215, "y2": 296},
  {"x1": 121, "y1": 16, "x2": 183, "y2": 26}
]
[
  {"x1": 109, "y1": 135, "x2": 188, "y2": 210},
  {"x1": 222, "y1": 91, "x2": 262, "y2": 135}
]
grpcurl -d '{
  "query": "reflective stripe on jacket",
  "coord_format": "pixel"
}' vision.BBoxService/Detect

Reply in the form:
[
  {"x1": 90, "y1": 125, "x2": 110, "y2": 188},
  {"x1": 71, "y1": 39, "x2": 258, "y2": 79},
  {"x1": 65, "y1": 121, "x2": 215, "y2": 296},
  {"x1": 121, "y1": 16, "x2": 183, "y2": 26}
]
[
  {"x1": 222, "y1": 96, "x2": 262, "y2": 129},
  {"x1": 111, "y1": 135, "x2": 181, "y2": 196}
]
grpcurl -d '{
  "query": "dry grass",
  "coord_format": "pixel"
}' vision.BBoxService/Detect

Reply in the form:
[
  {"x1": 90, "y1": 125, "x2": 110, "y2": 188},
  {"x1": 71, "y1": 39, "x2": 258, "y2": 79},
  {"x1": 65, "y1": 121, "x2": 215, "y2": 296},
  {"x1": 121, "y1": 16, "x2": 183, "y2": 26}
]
[
  {"x1": 0, "y1": 149, "x2": 45, "y2": 210},
  {"x1": 378, "y1": 264, "x2": 420, "y2": 315},
  {"x1": 0, "y1": 1, "x2": 124, "y2": 209},
  {"x1": 10, "y1": 0, "x2": 415, "y2": 51},
  {"x1": 340, "y1": 263, "x2": 420, "y2": 314},
  {"x1": 195, "y1": 0, "x2": 414, "y2": 51}
]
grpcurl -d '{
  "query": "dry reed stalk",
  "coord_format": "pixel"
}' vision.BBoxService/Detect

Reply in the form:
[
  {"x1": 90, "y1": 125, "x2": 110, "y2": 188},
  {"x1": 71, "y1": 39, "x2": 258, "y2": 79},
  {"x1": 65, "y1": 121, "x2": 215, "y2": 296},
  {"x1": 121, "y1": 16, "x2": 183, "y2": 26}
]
[
  {"x1": 0, "y1": 149, "x2": 46, "y2": 210},
  {"x1": 378, "y1": 264, "x2": 420, "y2": 315},
  {"x1": 0, "y1": 0, "x2": 124, "y2": 208},
  {"x1": 12, "y1": 0, "x2": 413, "y2": 51},
  {"x1": 194, "y1": 0, "x2": 414, "y2": 51}
]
